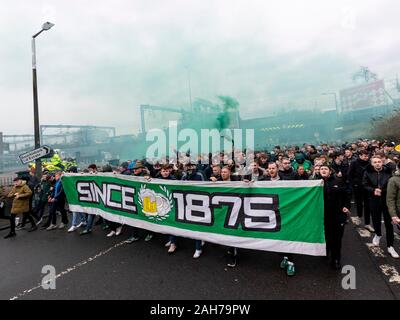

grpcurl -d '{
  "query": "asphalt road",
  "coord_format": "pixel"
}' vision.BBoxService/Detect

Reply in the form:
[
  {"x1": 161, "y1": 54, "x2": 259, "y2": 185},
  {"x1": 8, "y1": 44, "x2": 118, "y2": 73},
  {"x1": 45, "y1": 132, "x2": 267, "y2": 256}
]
[{"x1": 0, "y1": 214, "x2": 399, "y2": 300}]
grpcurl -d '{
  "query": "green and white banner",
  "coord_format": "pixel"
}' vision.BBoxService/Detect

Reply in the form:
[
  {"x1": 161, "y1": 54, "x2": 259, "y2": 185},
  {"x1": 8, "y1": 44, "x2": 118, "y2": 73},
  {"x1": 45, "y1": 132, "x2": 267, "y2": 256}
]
[{"x1": 62, "y1": 174, "x2": 326, "y2": 256}]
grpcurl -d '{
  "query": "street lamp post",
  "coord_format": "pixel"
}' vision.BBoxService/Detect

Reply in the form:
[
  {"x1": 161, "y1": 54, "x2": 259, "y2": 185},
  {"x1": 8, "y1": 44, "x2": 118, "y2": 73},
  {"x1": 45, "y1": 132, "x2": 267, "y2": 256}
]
[
  {"x1": 32, "y1": 22, "x2": 54, "y2": 178},
  {"x1": 321, "y1": 92, "x2": 339, "y2": 115},
  {"x1": 185, "y1": 66, "x2": 193, "y2": 113}
]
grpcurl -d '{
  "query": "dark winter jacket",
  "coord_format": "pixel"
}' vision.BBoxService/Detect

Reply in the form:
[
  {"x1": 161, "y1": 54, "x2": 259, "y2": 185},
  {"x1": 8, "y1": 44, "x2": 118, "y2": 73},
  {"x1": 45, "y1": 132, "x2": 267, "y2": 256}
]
[
  {"x1": 203, "y1": 165, "x2": 213, "y2": 179},
  {"x1": 182, "y1": 171, "x2": 205, "y2": 181},
  {"x1": 323, "y1": 175, "x2": 350, "y2": 224},
  {"x1": 120, "y1": 168, "x2": 131, "y2": 175},
  {"x1": 385, "y1": 162, "x2": 397, "y2": 174},
  {"x1": 348, "y1": 158, "x2": 369, "y2": 186},
  {"x1": 279, "y1": 168, "x2": 299, "y2": 180},
  {"x1": 331, "y1": 161, "x2": 349, "y2": 180},
  {"x1": 209, "y1": 174, "x2": 222, "y2": 181},
  {"x1": 343, "y1": 155, "x2": 357, "y2": 167},
  {"x1": 306, "y1": 151, "x2": 319, "y2": 162},
  {"x1": 158, "y1": 175, "x2": 176, "y2": 180},
  {"x1": 27, "y1": 175, "x2": 40, "y2": 192},
  {"x1": 243, "y1": 168, "x2": 266, "y2": 181},
  {"x1": 35, "y1": 180, "x2": 52, "y2": 203},
  {"x1": 362, "y1": 166, "x2": 393, "y2": 198},
  {"x1": 297, "y1": 172, "x2": 309, "y2": 180}
]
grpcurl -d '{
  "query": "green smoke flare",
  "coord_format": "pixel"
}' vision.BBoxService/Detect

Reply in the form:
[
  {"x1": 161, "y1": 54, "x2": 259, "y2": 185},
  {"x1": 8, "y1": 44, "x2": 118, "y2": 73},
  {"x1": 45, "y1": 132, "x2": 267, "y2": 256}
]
[{"x1": 216, "y1": 95, "x2": 239, "y2": 130}]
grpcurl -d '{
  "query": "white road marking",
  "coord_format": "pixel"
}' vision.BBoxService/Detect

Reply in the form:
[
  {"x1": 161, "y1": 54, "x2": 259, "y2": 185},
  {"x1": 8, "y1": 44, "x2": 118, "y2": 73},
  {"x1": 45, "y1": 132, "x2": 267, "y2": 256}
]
[
  {"x1": 9, "y1": 240, "x2": 128, "y2": 300},
  {"x1": 356, "y1": 228, "x2": 371, "y2": 238},
  {"x1": 366, "y1": 243, "x2": 386, "y2": 258},
  {"x1": 353, "y1": 217, "x2": 400, "y2": 286},
  {"x1": 380, "y1": 265, "x2": 400, "y2": 284}
]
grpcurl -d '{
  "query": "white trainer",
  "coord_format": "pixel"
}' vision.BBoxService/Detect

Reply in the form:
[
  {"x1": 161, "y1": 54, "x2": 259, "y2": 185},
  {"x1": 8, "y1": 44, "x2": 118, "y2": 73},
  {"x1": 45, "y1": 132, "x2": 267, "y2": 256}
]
[
  {"x1": 116, "y1": 226, "x2": 123, "y2": 236},
  {"x1": 388, "y1": 247, "x2": 399, "y2": 258},
  {"x1": 193, "y1": 249, "x2": 202, "y2": 259},
  {"x1": 68, "y1": 226, "x2": 78, "y2": 233},
  {"x1": 46, "y1": 224, "x2": 57, "y2": 231},
  {"x1": 165, "y1": 241, "x2": 171, "y2": 247},
  {"x1": 168, "y1": 243, "x2": 177, "y2": 254},
  {"x1": 58, "y1": 223, "x2": 66, "y2": 229},
  {"x1": 372, "y1": 235, "x2": 381, "y2": 246},
  {"x1": 365, "y1": 225, "x2": 375, "y2": 233},
  {"x1": 107, "y1": 231, "x2": 116, "y2": 237}
]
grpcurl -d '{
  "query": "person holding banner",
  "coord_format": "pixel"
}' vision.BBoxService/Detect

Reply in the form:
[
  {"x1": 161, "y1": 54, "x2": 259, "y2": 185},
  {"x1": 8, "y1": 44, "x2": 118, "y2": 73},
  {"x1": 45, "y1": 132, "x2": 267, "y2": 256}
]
[
  {"x1": 279, "y1": 158, "x2": 299, "y2": 180},
  {"x1": 243, "y1": 160, "x2": 266, "y2": 181},
  {"x1": 310, "y1": 165, "x2": 321, "y2": 180},
  {"x1": 90, "y1": 164, "x2": 107, "y2": 229},
  {"x1": 155, "y1": 164, "x2": 180, "y2": 254},
  {"x1": 209, "y1": 166, "x2": 240, "y2": 267},
  {"x1": 264, "y1": 161, "x2": 297, "y2": 276},
  {"x1": 320, "y1": 164, "x2": 351, "y2": 269},
  {"x1": 209, "y1": 164, "x2": 222, "y2": 182},
  {"x1": 264, "y1": 162, "x2": 282, "y2": 181},
  {"x1": 248, "y1": 161, "x2": 295, "y2": 274},
  {"x1": 181, "y1": 160, "x2": 206, "y2": 259},
  {"x1": 244, "y1": 162, "x2": 297, "y2": 275},
  {"x1": 46, "y1": 171, "x2": 69, "y2": 231},
  {"x1": 102, "y1": 164, "x2": 124, "y2": 237},
  {"x1": 126, "y1": 161, "x2": 153, "y2": 243},
  {"x1": 80, "y1": 164, "x2": 104, "y2": 234},
  {"x1": 222, "y1": 166, "x2": 241, "y2": 268}
]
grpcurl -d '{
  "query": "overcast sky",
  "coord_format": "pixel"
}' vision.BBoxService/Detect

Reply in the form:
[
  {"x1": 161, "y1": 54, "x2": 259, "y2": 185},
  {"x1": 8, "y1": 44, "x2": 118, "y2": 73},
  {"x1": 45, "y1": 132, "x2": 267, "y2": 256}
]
[{"x1": 0, "y1": 0, "x2": 399, "y2": 135}]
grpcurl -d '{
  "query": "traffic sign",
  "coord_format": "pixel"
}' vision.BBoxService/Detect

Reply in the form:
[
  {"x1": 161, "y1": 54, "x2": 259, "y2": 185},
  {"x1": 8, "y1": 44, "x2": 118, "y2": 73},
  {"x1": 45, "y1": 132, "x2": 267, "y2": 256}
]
[{"x1": 19, "y1": 146, "x2": 51, "y2": 164}]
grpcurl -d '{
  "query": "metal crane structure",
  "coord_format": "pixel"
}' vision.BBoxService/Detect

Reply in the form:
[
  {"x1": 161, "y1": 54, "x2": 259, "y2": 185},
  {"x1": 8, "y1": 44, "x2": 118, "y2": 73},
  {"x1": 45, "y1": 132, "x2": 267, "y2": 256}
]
[
  {"x1": 40, "y1": 125, "x2": 116, "y2": 145},
  {"x1": 139, "y1": 100, "x2": 225, "y2": 134},
  {"x1": 139, "y1": 104, "x2": 192, "y2": 134}
]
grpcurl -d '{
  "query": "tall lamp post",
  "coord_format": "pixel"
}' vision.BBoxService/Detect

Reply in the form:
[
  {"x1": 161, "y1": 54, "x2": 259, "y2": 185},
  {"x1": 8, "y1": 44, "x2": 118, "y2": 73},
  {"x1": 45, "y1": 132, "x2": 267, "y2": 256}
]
[
  {"x1": 185, "y1": 65, "x2": 193, "y2": 113},
  {"x1": 32, "y1": 22, "x2": 54, "y2": 178},
  {"x1": 321, "y1": 92, "x2": 339, "y2": 115}
]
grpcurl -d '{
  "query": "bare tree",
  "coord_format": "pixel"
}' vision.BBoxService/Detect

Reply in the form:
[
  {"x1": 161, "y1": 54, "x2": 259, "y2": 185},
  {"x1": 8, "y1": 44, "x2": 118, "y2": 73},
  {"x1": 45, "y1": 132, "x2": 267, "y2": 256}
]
[{"x1": 370, "y1": 110, "x2": 400, "y2": 140}]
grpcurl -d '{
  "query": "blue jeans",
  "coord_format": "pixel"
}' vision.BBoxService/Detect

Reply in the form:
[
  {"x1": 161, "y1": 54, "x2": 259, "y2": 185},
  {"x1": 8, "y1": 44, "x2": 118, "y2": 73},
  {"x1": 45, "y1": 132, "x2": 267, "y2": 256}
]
[
  {"x1": 169, "y1": 235, "x2": 177, "y2": 244},
  {"x1": 47, "y1": 200, "x2": 68, "y2": 226},
  {"x1": 170, "y1": 237, "x2": 202, "y2": 250},
  {"x1": 195, "y1": 240, "x2": 202, "y2": 250},
  {"x1": 71, "y1": 212, "x2": 87, "y2": 227},
  {"x1": 85, "y1": 214, "x2": 95, "y2": 231}
]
